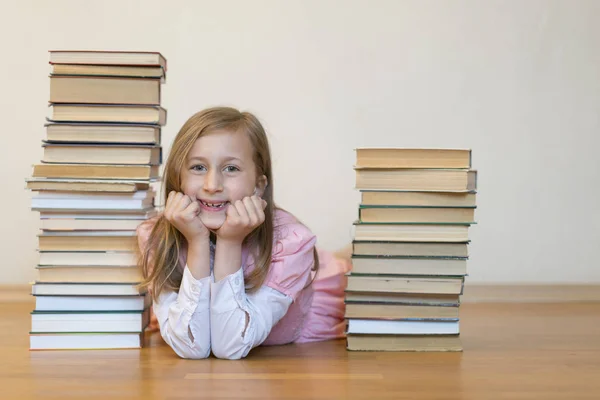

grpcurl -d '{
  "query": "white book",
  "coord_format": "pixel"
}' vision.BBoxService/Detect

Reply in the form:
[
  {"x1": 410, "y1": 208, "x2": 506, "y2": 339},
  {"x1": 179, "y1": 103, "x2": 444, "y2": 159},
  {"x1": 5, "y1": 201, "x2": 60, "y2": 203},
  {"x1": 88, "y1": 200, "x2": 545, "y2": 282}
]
[
  {"x1": 41, "y1": 219, "x2": 145, "y2": 231},
  {"x1": 33, "y1": 190, "x2": 153, "y2": 200},
  {"x1": 38, "y1": 251, "x2": 137, "y2": 266},
  {"x1": 32, "y1": 283, "x2": 144, "y2": 296},
  {"x1": 347, "y1": 319, "x2": 459, "y2": 335},
  {"x1": 31, "y1": 198, "x2": 153, "y2": 210},
  {"x1": 30, "y1": 332, "x2": 143, "y2": 350},
  {"x1": 40, "y1": 209, "x2": 157, "y2": 219},
  {"x1": 34, "y1": 295, "x2": 150, "y2": 311},
  {"x1": 39, "y1": 230, "x2": 137, "y2": 237},
  {"x1": 31, "y1": 309, "x2": 150, "y2": 333}
]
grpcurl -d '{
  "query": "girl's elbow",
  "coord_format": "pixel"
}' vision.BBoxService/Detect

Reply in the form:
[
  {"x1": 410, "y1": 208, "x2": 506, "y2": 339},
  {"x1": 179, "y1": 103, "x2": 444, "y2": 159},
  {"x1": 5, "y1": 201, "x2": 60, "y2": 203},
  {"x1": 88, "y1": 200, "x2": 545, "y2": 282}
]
[
  {"x1": 174, "y1": 346, "x2": 211, "y2": 359},
  {"x1": 211, "y1": 343, "x2": 248, "y2": 360}
]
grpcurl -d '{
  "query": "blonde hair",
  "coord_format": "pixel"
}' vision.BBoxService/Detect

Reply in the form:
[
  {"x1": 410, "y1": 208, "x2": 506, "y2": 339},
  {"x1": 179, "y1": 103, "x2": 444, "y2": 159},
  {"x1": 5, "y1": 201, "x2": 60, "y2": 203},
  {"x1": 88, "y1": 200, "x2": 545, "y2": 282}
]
[{"x1": 138, "y1": 107, "x2": 317, "y2": 300}]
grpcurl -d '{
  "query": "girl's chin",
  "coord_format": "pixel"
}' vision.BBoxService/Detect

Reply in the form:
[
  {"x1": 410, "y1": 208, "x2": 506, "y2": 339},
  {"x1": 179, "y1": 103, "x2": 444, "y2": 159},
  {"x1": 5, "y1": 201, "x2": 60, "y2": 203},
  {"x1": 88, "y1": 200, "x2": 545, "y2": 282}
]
[{"x1": 199, "y1": 213, "x2": 226, "y2": 231}]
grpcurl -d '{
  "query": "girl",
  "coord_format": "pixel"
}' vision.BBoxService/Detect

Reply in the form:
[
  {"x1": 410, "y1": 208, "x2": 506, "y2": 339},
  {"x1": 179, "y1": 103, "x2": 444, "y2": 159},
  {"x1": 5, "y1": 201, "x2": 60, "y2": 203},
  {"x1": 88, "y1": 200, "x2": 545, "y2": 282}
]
[{"x1": 137, "y1": 107, "x2": 351, "y2": 360}]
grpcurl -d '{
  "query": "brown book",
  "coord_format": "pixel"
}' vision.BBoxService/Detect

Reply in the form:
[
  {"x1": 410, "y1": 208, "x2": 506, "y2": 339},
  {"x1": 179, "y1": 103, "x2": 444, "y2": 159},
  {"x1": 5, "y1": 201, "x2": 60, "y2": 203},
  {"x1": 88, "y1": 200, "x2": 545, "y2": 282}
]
[
  {"x1": 355, "y1": 148, "x2": 471, "y2": 169},
  {"x1": 48, "y1": 104, "x2": 167, "y2": 125},
  {"x1": 51, "y1": 64, "x2": 165, "y2": 81},
  {"x1": 49, "y1": 50, "x2": 167, "y2": 69},
  {"x1": 40, "y1": 217, "x2": 150, "y2": 231},
  {"x1": 38, "y1": 232, "x2": 138, "y2": 252},
  {"x1": 345, "y1": 303, "x2": 459, "y2": 319},
  {"x1": 38, "y1": 251, "x2": 137, "y2": 267},
  {"x1": 50, "y1": 76, "x2": 161, "y2": 105},
  {"x1": 346, "y1": 275, "x2": 464, "y2": 294},
  {"x1": 359, "y1": 206, "x2": 476, "y2": 224},
  {"x1": 32, "y1": 164, "x2": 159, "y2": 180},
  {"x1": 42, "y1": 143, "x2": 161, "y2": 165},
  {"x1": 36, "y1": 266, "x2": 143, "y2": 283},
  {"x1": 351, "y1": 257, "x2": 467, "y2": 276},
  {"x1": 45, "y1": 123, "x2": 160, "y2": 144},
  {"x1": 361, "y1": 191, "x2": 476, "y2": 207},
  {"x1": 354, "y1": 222, "x2": 470, "y2": 242},
  {"x1": 353, "y1": 241, "x2": 469, "y2": 257},
  {"x1": 355, "y1": 169, "x2": 477, "y2": 192},
  {"x1": 347, "y1": 334, "x2": 462, "y2": 352},
  {"x1": 26, "y1": 178, "x2": 150, "y2": 193},
  {"x1": 344, "y1": 292, "x2": 460, "y2": 306}
]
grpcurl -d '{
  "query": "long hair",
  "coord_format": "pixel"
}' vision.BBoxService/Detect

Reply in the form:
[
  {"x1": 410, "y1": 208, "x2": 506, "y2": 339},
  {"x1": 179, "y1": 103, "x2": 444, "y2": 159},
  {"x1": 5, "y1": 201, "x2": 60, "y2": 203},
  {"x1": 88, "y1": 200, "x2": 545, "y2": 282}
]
[{"x1": 137, "y1": 107, "x2": 317, "y2": 300}]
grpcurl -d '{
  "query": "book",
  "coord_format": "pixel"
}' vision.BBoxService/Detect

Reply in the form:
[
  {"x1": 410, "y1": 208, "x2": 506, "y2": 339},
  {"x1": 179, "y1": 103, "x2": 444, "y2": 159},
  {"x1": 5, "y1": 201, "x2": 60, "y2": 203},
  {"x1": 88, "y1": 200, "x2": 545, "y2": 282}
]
[
  {"x1": 344, "y1": 292, "x2": 460, "y2": 306},
  {"x1": 49, "y1": 50, "x2": 166, "y2": 69},
  {"x1": 355, "y1": 168, "x2": 477, "y2": 192},
  {"x1": 49, "y1": 76, "x2": 161, "y2": 105},
  {"x1": 352, "y1": 241, "x2": 469, "y2": 257},
  {"x1": 31, "y1": 309, "x2": 150, "y2": 333},
  {"x1": 38, "y1": 251, "x2": 137, "y2": 266},
  {"x1": 346, "y1": 334, "x2": 462, "y2": 352},
  {"x1": 355, "y1": 148, "x2": 471, "y2": 169},
  {"x1": 45, "y1": 123, "x2": 160, "y2": 144},
  {"x1": 41, "y1": 143, "x2": 161, "y2": 165},
  {"x1": 34, "y1": 294, "x2": 150, "y2": 312},
  {"x1": 48, "y1": 104, "x2": 167, "y2": 125},
  {"x1": 347, "y1": 319, "x2": 459, "y2": 335},
  {"x1": 37, "y1": 231, "x2": 138, "y2": 252},
  {"x1": 353, "y1": 222, "x2": 470, "y2": 242},
  {"x1": 359, "y1": 205, "x2": 476, "y2": 224},
  {"x1": 350, "y1": 257, "x2": 467, "y2": 276},
  {"x1": 51, "y1": 64, "x2": 165, "y2": 81},
  {"x1": 36, "y1": 265, "x2": 143, "y2": 283},
  {"x1": 26, "y1": 178, "x2": 151, "y2": 192},
  {"x1": 39, "y1": 217, "x2": 150, "y2": 231},
  {"x1": 346, "y1": 275, "x2": 464, "y2": 294},
  {"x1": 32, "y1": 164, "x2": 159, "y2": 180},
  {"x1": 360, "y1": 190, "x2": 477, "y2": 207},
  {"x1": 31, "y1": 283, "x2": 144, "y2": 296},
  {"x1": 30, "y1": 332, "x2": 144, "y2": 350},
  {"x1": 345, "y1": 303, "x2": 459, "y2": 319}
]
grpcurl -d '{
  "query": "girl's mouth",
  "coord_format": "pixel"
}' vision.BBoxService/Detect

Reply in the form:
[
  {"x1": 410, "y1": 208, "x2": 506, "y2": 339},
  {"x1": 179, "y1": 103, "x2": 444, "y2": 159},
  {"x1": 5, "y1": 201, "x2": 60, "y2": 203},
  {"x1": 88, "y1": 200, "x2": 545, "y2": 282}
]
[{"x1": 199, "y1": 199, "x2": 228, "y2": 212}]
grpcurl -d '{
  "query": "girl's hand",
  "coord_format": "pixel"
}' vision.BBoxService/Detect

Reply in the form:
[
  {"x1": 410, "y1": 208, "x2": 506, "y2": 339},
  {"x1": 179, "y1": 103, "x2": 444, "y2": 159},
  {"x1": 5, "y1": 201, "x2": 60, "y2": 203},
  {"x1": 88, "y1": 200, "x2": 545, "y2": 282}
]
[
  {"x1": 215, "y1": 195, "x2": 267, "y2": 244},
  {"x1": 163, "y1": 191, "x2": 210, "y2": 243}
]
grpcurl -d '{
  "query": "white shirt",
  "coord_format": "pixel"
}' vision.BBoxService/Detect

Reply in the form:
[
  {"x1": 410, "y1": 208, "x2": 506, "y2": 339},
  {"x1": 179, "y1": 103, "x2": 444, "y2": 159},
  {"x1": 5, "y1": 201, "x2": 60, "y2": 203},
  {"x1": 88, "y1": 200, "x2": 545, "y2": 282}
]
[{"x1": 153, "y1": 260, "x2": 293, "y2": 360}]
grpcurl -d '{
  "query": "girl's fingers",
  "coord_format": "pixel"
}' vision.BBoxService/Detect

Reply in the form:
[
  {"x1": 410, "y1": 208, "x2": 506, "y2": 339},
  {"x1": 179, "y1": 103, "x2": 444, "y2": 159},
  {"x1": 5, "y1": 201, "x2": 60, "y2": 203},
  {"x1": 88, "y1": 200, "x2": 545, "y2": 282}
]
[
  {"x1": 244, "y1": 196, "x2": 259, "y2": 225},
  {"x1": 227, "y1": 201, "x2": 241, "y2": 219},
  {"x1": 249, "y1": 196, "x2": 266, "y2": 224},
  {"x1": 184, "y1": 200, "x2": 200, "y2": 219},
  {"x1": 234, "y1": 199, "x2": 250, "y2": 226}
]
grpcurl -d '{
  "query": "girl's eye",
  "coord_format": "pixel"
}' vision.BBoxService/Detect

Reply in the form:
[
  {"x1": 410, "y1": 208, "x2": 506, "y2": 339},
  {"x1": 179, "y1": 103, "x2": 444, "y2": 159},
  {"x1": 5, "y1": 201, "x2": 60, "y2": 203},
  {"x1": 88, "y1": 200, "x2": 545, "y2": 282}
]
[
  {"x1": 191, "y1": 165, "x2": 206, "y2": 172},
  {"x1": 224, "y1": 165, "x2": 240, "y2": 172}
]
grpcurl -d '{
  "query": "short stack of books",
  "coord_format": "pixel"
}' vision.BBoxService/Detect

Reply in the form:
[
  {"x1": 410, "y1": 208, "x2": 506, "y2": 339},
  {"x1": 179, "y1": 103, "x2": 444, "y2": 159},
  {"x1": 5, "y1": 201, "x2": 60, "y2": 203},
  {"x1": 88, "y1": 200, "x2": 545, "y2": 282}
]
[
  {"x1": 27, "y1": 51, "x2": 167, "y2": 350},
  {"x1": 346, "y1": 148, "x2": 477, "y2": 351}
]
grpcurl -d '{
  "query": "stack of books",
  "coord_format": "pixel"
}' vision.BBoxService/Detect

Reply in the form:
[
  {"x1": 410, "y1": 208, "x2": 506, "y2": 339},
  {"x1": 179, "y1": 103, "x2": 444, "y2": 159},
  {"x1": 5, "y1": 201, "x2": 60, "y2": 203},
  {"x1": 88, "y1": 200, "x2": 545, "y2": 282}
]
[
  {"x1": 346, "y1": 148, "x2": 477, "y2": 352},
  {"x1": 27, "y1": 51, "x2": 167, "y2": 350}
]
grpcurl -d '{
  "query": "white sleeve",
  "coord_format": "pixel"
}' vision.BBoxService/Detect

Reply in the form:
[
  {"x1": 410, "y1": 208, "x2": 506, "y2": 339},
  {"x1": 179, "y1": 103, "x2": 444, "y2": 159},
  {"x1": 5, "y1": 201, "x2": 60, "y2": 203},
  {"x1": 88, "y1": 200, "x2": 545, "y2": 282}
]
[
  {"x1": 210, "y1": 267, "x2": 292, "y2": 360},
  {"x1": 152, "y1": 266, "x2": 211, "y2": 359}
]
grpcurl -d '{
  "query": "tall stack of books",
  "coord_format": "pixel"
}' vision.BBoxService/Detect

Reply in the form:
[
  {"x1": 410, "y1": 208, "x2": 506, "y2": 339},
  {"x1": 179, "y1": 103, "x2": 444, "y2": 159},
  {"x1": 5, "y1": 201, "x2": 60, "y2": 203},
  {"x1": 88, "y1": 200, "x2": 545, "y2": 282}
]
[
  {"x1": 346, "y1": 148, "x2": 477, "y2": 352},
  {"x1": 27, "y1": 51, "x2": 167, "y2": 350}
]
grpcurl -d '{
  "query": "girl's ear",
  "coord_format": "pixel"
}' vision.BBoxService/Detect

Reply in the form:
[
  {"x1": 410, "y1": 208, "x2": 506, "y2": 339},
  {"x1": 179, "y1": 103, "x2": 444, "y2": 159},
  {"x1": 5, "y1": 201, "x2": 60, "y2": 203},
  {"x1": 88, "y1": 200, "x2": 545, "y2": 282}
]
[{"x1": 255, "y1": 175, "x2": 268, "y2": 197}]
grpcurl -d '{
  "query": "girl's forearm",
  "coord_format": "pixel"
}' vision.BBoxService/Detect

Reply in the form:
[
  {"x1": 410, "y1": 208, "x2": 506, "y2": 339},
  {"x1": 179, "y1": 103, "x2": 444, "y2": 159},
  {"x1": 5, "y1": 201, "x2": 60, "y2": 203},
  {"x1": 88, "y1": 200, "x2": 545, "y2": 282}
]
[
  {"x1": 213, "y1": 239, "x2": 243, "y2": 281},
  {"x1": 186, "y1": 237, "x2": 211, "y2": 279}
]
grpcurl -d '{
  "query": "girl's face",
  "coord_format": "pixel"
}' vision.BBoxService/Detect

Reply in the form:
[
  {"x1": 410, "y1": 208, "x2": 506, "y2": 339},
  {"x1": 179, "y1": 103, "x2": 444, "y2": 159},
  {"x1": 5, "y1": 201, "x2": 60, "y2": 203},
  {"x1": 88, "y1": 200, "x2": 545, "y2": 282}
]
[{"x1": 180, "y1": 129, "x2": 266, "y2": 230}]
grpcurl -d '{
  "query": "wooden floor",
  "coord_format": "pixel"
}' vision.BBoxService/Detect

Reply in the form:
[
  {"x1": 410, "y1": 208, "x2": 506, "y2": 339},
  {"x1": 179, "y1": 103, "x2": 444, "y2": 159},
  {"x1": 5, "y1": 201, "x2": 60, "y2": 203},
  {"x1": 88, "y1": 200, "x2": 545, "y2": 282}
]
[{"x1": 2, "y1": 301, "x2": 600, "y2": 400}]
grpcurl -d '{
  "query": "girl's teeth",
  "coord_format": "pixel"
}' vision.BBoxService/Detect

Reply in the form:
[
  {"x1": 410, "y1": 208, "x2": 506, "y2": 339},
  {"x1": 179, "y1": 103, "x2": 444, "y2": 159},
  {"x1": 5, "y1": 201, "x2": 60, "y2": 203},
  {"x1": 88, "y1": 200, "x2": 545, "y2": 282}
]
[{"x1": 202, "y1": 201, "x2": 225, "y2": 208}]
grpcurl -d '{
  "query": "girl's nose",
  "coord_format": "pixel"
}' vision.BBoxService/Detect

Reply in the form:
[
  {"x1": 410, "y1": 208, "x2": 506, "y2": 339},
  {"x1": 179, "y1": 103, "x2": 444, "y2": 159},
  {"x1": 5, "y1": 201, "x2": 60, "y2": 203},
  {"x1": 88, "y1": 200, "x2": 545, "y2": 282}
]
[{"x1": 203, "y1": 170, "x2": 223, "y2": 193}]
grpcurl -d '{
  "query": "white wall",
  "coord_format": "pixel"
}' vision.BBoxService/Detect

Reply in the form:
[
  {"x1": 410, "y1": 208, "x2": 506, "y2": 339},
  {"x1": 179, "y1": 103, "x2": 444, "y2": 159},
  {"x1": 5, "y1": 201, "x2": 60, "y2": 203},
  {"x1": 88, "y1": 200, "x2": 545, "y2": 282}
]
[{"x1": 2, "y1": 0, "x2": 599, "y2": 285}]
